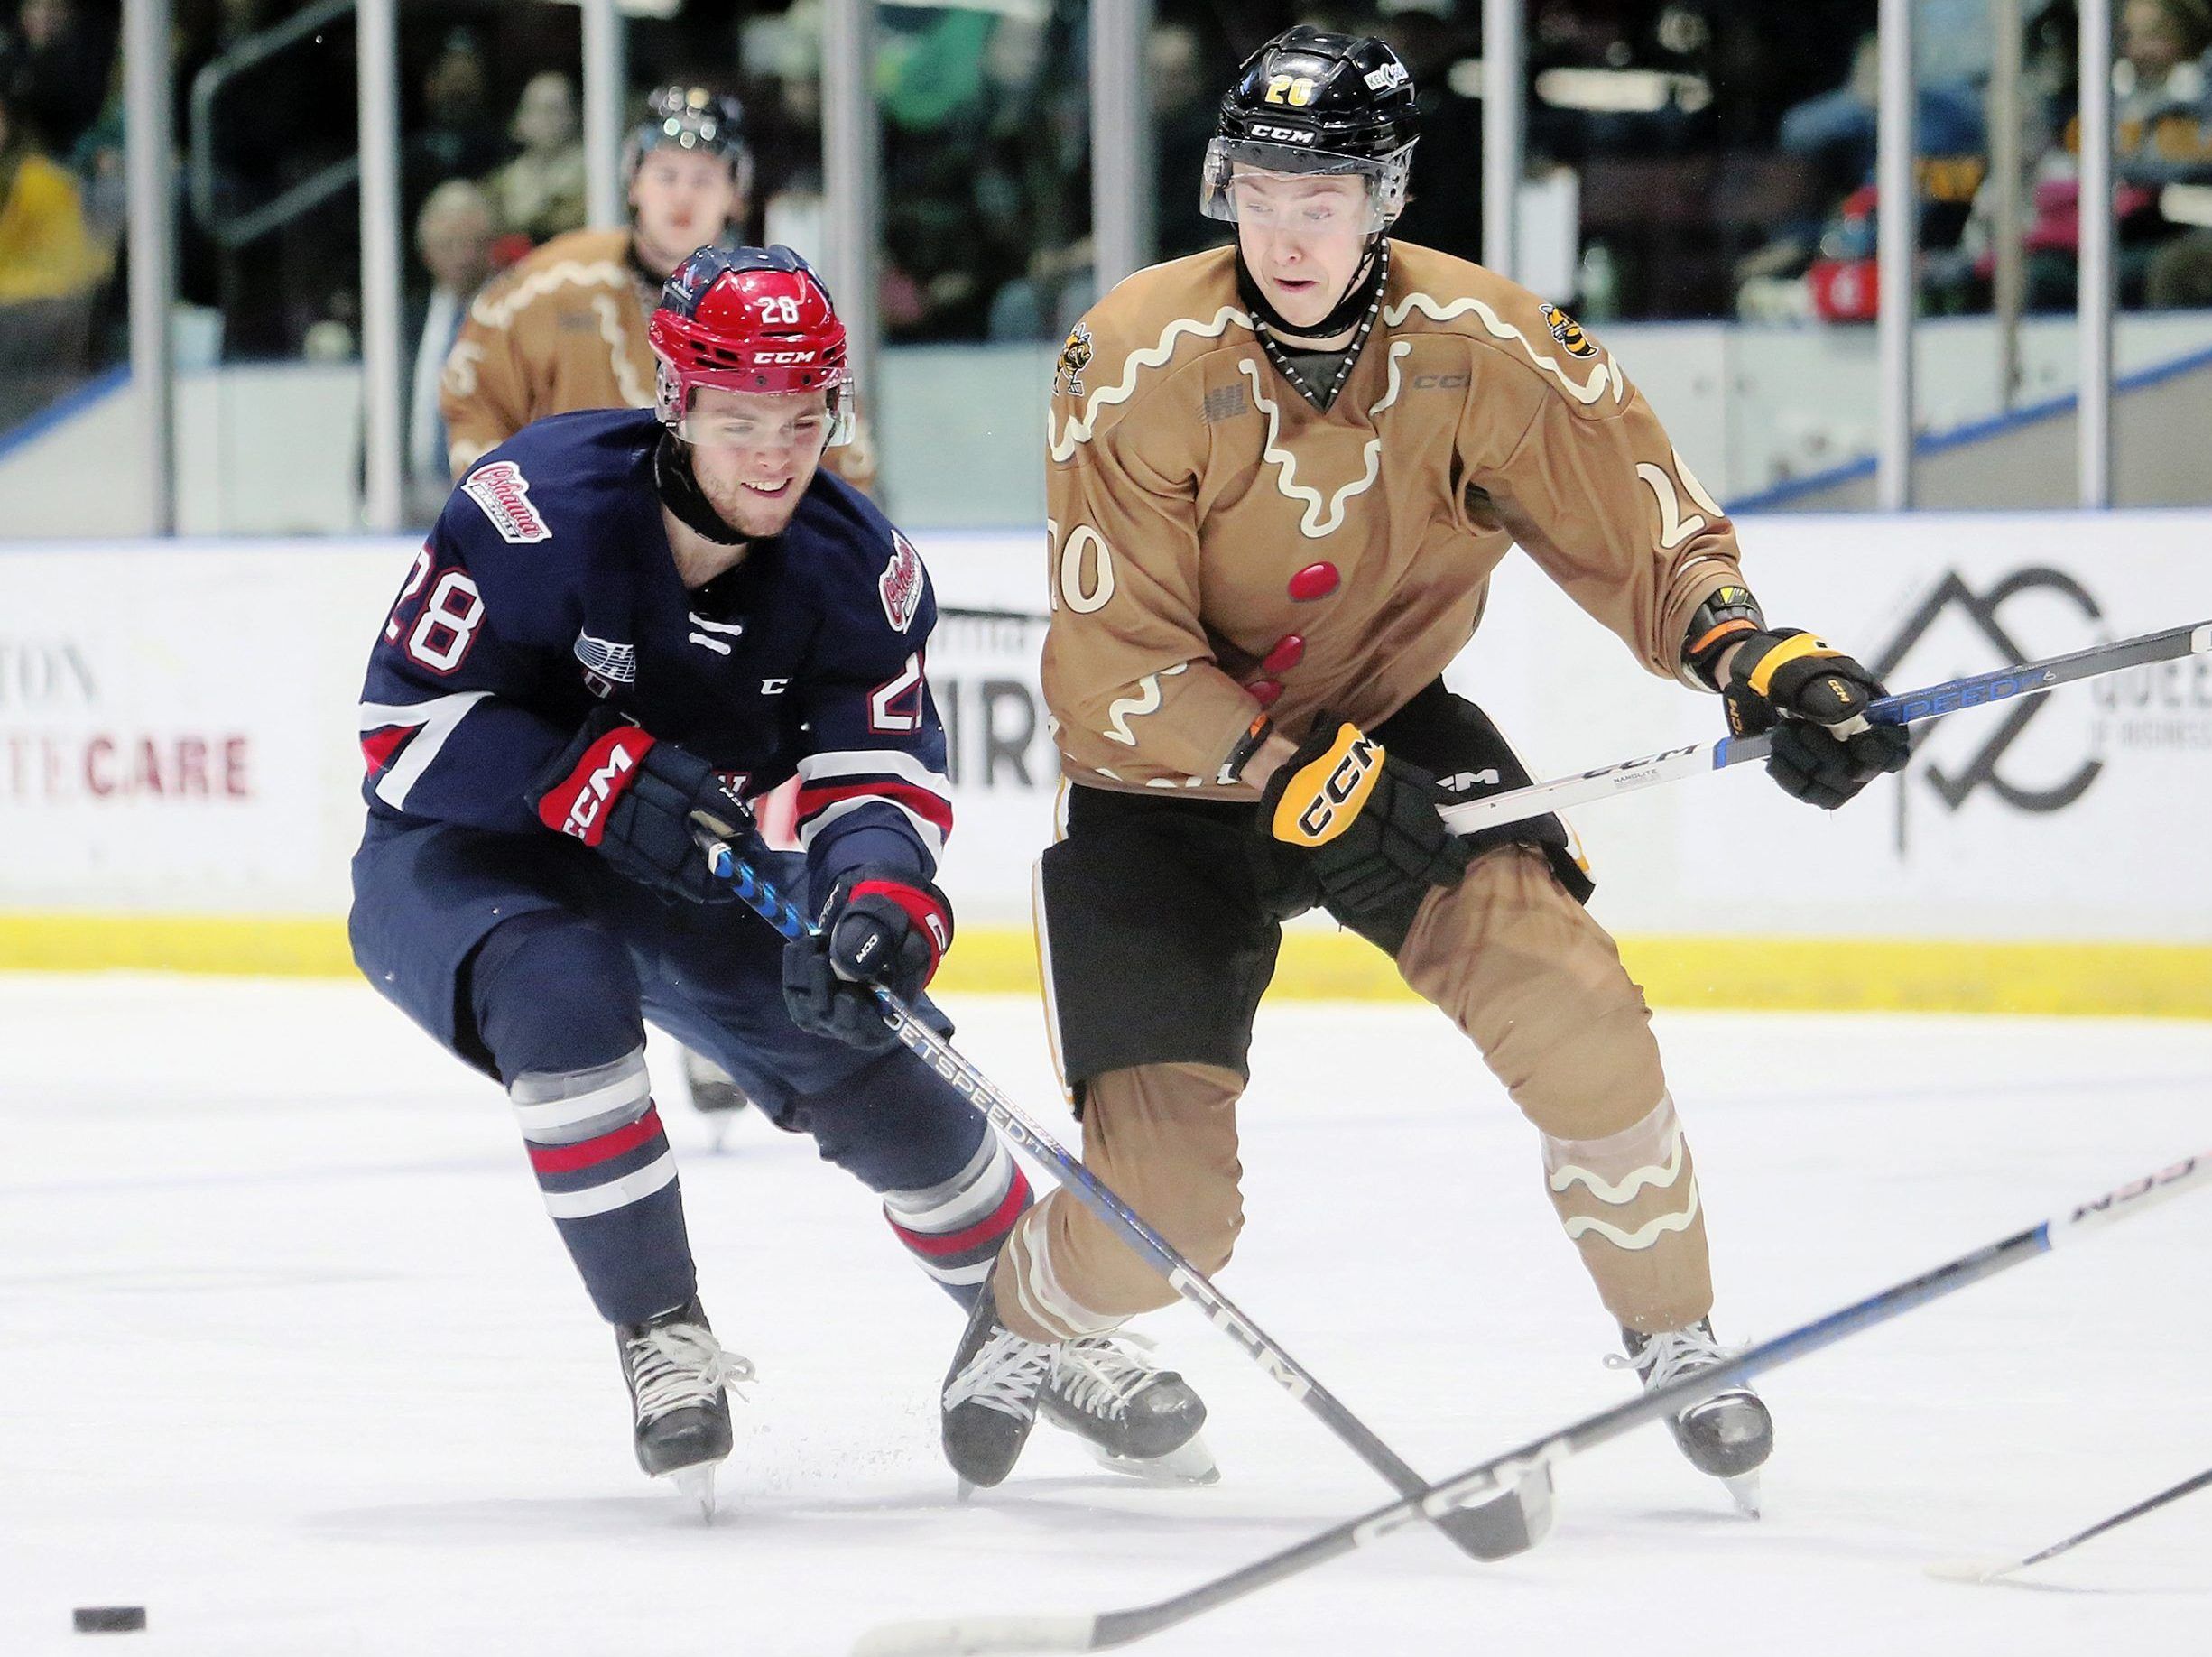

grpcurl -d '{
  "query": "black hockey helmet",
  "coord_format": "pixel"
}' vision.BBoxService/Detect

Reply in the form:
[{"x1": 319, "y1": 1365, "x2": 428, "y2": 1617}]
[
  {"x1": 625, "y1": 85, "x2": 754, "y2": 199},
  {"x1": 1204, "y1": 25, "x2": 1420, "y2": 234}
]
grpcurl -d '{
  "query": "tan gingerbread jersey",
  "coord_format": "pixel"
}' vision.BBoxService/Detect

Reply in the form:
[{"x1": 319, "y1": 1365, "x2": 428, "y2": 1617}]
[
  {"x1": 1041, "y1": 240, "x2": 1744, "y2": 796},
  {"x1": 439, "y1": 227, "x2": 877, "y2": 490}
]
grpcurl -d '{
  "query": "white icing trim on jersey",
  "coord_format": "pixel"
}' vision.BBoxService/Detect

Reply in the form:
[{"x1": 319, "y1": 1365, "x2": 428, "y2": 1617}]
[
  {"x1": 467, "y1": 256, "x2": 633, "y2": 330},
  {"x1": 796, "y1": 747, "x2": 952, "y2": 796},
  {"x1": 1382, "y1": 292, "x2": 1627, "y2": 406},
  {"x1": 1236, "y1": 357, "x2": 1393, "y2": 540},
  {"x1": 1368, "y1": 339, "x2": 1414, "y2": 416},
  {"x1": 1560, "y1": 1180, "x2": 1700, "y2": 1251},
  {"x1": 539, "y1": 1151, "x2": 678, "y2": 1220},
  {"x1": 1101, "y1": 662, "x2": 1187, "y2": 746},
  {"x1": 798, "y1": 793, "x2": 946, "y2": 860},
  {"x1": 357, "y1": 690, "x2": 492, "y2": 811},
  {"x1": 590, "y1": 292, "x2": 652, "y2": 408},
  {"x1": 1636, "y1": 462, "x2": 1709, "y2": 551},
  {"x1": 1547, "y1": 1120, "x2": 1687, "y2": 1204},
  {"x1": 1048, "y1": 305, "x2": 1254, "y2": 462}
]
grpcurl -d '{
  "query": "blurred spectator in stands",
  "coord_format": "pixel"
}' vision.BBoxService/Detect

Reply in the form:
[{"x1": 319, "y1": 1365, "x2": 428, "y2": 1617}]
[
  {"x1": 485, "y1": 70, "x2": 587, "y2": 248},
  {"x1": 406, "y1": 29, "x2": 504, "y2": 214},
  {"x1": 1999, "y1": 0, "x2": 2212, "y2": 307},
  {"x1": 0, "y1": 80, "x2": 106, "y2": 428},
  {"x1": 406, "y1": 179, "x2": 494, "y2": 519},
  {"x1": 0, "y1": 0, "x2": 112, "y2": 157},
  {"x1": 1735, "y1": 32, "x2": 1986, "y2": 315},
  {"x1": 0, "y1": 79, "x2": 104, "y2": 303}
]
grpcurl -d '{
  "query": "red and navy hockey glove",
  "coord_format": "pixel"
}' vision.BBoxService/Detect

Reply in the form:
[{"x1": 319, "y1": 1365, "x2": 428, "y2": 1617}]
[
  {"x1": 782, "y1": 866, "x2": 953, "y2": 1051},
  {"x1": 1722, "y1": 629, "x2": 1911, "y2": 810},
  {"x1": 1257, "y1": 713, "x2": 1470, "y2": 924},
  {"x1": 526, "y1": 708, "x2": 754, "y2": 903}
]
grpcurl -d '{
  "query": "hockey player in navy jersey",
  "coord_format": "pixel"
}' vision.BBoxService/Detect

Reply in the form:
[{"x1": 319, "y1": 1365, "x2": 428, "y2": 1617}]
[{"x1": 349, "y1": 245, "x2": 1211, "y2": 1511}]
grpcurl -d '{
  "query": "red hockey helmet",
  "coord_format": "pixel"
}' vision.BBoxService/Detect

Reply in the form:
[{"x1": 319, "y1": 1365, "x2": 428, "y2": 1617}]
[{"x1": 648, "y1": 245, "x2": 854, "y2": 444}]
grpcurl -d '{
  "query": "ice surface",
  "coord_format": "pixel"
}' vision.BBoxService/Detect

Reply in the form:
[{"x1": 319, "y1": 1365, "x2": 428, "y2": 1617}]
[{"x1": 3, "y1": 975, "x2": 2207, "y2": 1654}]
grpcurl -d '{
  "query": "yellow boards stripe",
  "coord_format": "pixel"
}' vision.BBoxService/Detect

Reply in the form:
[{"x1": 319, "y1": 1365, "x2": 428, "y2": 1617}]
[{"x1": 1, "y1": 913, "x2": 2206, "y2": 1020}]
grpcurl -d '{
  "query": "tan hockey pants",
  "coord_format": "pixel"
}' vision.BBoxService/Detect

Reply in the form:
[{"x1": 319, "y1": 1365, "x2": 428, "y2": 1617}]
[{"x1": 992, "y1": 844, "x2": 1714, "y2": 1342}]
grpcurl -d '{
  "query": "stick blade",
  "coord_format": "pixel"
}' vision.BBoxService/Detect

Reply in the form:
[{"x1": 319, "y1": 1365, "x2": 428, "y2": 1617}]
[
  {"x1": 1925, "y1": 1557, "x2": 2013, "y2": 1585},
  {"x1": 1430, "y1": 1467, "x2": 1555, "y2": 1560},
  {"x1": 851, "y1": 1616, "x2": 1099, "y2": 1656}
]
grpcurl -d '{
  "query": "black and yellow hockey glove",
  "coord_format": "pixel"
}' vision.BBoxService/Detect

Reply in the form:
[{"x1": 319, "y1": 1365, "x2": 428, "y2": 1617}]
[
  {"x1": 1722, "y1": 629, "x2": 1911, "y2": 810},
  {"x1": 1257, "y1": 715, "x2": 1470, "y2": 922}
]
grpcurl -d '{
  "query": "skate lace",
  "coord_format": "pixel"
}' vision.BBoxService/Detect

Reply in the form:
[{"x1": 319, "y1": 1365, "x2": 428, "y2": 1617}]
[
  {"x1": 1606, "y1": 1325, "x2": 1734, "y2": 1392},
  {"x1": 626, "y1": 1321, "x2": 755, "y2": 1423},
  {"x1": 943, "y1": 1328, "x2": 1055, "y2": 1422},
  {"x1": 1048, "y1": 1333, "x2": 1159, "y2": 1421}
]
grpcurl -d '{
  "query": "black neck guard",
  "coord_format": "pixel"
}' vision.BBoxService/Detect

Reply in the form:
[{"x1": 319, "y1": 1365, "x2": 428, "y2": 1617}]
[
  {"x1": 653, "y1": 430, "x2": 749, "y2": 548},
  {"x1": 1235, "y1": 236, "x2": 1388, "y2": 345}
]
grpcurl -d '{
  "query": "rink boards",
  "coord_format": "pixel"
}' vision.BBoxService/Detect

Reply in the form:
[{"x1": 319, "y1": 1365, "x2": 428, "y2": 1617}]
[{"x1": 1, "y1": 510, "x2": 2207, "y2": 1015}]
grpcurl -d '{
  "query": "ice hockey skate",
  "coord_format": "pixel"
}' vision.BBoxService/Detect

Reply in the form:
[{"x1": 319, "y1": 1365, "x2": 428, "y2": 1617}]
[
  {"x1": 1609, "y1": 1317, "x2": 1772, "y2": 1515},
  {"x1": 680, "y1": 1047, "x2": 754, "y2": 1151},
  {"x1": 941, "y1": 1283, "x2": 1213, "y2": 1494},
  {"x1": 1040, "y1": 1333, "x2": 1217, "y2": 1486},
  {"x1": 617, "y1": 1296, "x2": 753, "y2": 1518}
]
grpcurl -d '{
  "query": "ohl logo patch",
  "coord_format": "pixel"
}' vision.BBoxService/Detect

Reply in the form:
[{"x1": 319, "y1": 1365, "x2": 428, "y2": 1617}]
[
  {"x1": 1055, "y1": 321, "x2": 1093, "y2": 398},
  {"x1": 1540, "y1": 303, "x2": 1597, "y2": 359}
]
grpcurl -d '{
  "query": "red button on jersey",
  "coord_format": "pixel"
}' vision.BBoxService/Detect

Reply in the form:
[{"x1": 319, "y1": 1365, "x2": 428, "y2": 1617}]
[
  {"x1": 1261, "y1": 634, "x2": 1306, "y2": 673},
  {"x1": 1288, "y1": 563, "x2": 1340, "y2": 602},
  {"x1": 1247, "y1": 678, "x2": 1284, "y2": 708}
]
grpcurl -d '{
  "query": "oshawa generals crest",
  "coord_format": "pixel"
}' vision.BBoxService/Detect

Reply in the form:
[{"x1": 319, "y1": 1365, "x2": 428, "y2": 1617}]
[{"x1": 880, "y1": 531, "x2": 925, "y2": 632}]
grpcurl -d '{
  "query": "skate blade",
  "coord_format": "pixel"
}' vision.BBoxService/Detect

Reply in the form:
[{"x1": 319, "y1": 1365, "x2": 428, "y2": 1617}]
[
  {"x1": 1080, "y1": 1430, "x2": 1220, "y2": 1487},
  {"x1": 671, "y1": 1462, "x2": 718, "y2": 1521},
  {"x1": 852, "y1": 1614, "x2": 1097, "y2": 1656},
  {"x1": 954, "y1": 1477, "x2": 978, "y2": 1505},
  {"x1": 1724, "y1": 1472, "x2": 1762, "y2": 1519}
]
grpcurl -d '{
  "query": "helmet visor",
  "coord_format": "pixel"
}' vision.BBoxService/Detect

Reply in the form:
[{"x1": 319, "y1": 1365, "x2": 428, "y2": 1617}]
[{"x1": 1201, "y1": 136, "x2": 1411, "y2": 235}]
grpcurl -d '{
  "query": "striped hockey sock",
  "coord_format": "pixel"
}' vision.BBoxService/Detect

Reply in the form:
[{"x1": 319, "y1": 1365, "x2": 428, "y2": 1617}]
[
  {"x1": 881, "y1": 1134, "x2": 1032, "y2": 1309},
  {"x1": 508, "y1": 1047, "x2": 698, "y2": 1326}
]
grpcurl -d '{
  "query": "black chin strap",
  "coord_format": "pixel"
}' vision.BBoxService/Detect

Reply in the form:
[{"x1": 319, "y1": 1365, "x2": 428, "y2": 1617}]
[
  {"x1": 1235, "y1": 236, "x2": 1388, "y2": 343},
  {"x1": 653, "y1": 430, "x2": 747, "y2": 547}
]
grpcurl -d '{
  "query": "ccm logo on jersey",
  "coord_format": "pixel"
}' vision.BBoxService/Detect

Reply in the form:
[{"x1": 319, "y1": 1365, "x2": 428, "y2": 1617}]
[
  {"x1": 1273, "y1": 725, "x2": 1384, "y2": 847},
  {"x1": 879, "y1": 532, "x2": 925, "y2": 632},
  {"x1": 462, "y1": 460, "x2": 552, "y2": 543}
]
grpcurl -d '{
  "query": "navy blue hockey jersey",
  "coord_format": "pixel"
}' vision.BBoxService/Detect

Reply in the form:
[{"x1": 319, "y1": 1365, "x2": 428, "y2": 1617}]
[{"x1": 357, "y1": 408, "x2": 951, "y2": 893}]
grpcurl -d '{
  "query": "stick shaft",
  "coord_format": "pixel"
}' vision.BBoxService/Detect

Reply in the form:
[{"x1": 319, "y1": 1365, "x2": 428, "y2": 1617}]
[
  {"x1": 2014, "y1": 1467, "x2": 2212, "y2": 1570},
  {"x1": 1439, "y1": 619, "x2": 2212, "y2": 837},
  {"x1": 705, "y1": 844, "x2": 1535, "y2": 1560},
  {"x1": 1071, "y1": 1148, "x2": 2212, "y2": 1646}
]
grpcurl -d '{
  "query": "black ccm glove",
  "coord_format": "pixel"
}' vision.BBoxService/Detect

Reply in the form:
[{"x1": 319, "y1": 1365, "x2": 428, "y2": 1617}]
[
  {"x1": 1722, "y1": 629, "x2": 1911, "y2": 810},
  {"x1": 782, "y1": 866, "x2": 954, "y2": 1051},
  {"x1": 1257, "y1": 715, "x2": 1470, "y2": 924},
  {"x1": 527, "y1": 708, "x2": 753, "y2": 903}
]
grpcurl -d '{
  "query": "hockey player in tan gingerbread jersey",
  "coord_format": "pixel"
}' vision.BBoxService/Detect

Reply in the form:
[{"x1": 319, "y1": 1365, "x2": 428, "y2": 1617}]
[
  {"x1": 441, "y1": 86, "x2": 875, "y2": 493},
  {"x1": 936, "y1": 26, "x2": 1911, "y2": 1524}
]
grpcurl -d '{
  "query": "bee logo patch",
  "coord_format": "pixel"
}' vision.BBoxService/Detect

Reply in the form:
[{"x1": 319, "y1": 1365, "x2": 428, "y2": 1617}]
[
  {"x1": 1055, "y1": 321, "x2": 1094, "y2": 398},
  {"x1": 1540, "y1": 303, "x2": 1597, "y2": 359}
]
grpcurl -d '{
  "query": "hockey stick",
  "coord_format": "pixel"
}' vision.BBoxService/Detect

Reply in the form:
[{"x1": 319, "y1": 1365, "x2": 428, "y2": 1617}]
[
  {"x1": 696, "y1": 836, "x2": 1551, "y2": 1564},
  {"x1": 851, "y1": 1146, "x2": 2209, "y2": 1656},
  {"x1": 1928, "y1": 1466, "x2": 2212, "y2": 1585},
  {"x1": 1438, "y1": 619, "x2": 2212, "y2": 837}
]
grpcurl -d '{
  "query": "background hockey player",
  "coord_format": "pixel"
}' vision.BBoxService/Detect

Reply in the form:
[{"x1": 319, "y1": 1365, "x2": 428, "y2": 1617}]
[
  {"x1": 439, "y1": 83, "x2": 873, "y2": 1132},
  {"x1": 939, "y1": 26, "x2": 1910, "y2": 1511},
  {"x1": 352, "y1": 245, "x2": 1206, "y2": 1509}
]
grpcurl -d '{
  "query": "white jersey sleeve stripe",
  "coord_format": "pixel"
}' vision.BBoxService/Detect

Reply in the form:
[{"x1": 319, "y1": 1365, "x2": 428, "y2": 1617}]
[{"x1": 357, "y1": 690, "x2": 493, "y2": 812}]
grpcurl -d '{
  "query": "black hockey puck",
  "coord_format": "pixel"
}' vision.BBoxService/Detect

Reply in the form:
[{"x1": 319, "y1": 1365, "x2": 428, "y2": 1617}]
[{"x1": 72, "y1": 1606, "x2": 145, "y2": 1634}]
